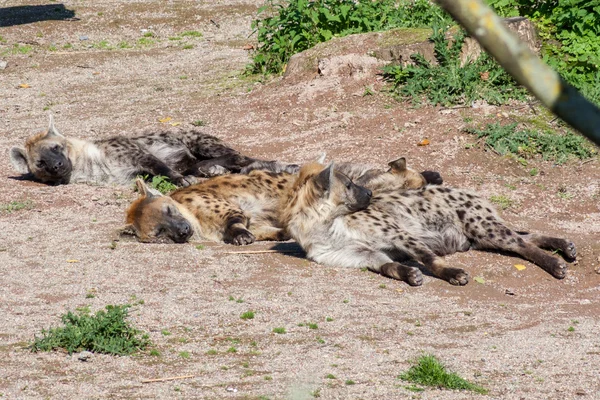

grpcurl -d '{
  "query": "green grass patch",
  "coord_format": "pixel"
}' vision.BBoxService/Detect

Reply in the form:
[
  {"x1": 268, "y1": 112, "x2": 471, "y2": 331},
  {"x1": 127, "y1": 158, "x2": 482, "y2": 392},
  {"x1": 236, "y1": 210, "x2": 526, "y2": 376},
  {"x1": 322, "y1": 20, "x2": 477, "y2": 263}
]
[
  {"x1": 399, "y1": 354, "x2": 487, "y2": 394},
  {"x1": 465, "y1": 122, "x2": 596, "y2": 164},
  {"x1": 137, "y1": 37, "x2": 155, "y2": 46},
  {"x1": 383, "y1": 24, "x2": 528, "y2": 106},
  {"x1": 30, "y1": 304, "x2": 150, "y2": 355},
  {"x1": 180, "y1": 30, "x2": 203, "y2": 38},
  {"x1": 182, "y1": 44, "x2": 194, "y2": 50},
  {"x1": 0, "y1": 200, "x2": 34, "y2": 213},
  {"x1": 142, "y1": 175, "x2": 177, "y2": 194},
  {"x1": 249, "y1": 0, "x2": 452, "y2": 75},
  {"x1": 3, "y1": 44, "x2": 33, "y2": 56},
  {"x1": 489, "y1": 195, "x2": 513, "y2": 210},
  {"x1": 240, "y1": 311, "x2": 255, "y2": 320},
  {"x1": 272, "y1": 327, "x2": 286, "y2": 334}
]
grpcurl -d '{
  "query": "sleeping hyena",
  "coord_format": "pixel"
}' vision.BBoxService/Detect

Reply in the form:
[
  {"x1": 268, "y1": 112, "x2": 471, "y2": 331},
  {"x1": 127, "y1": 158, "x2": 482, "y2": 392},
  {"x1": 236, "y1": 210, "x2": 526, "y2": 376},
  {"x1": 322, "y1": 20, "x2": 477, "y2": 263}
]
[
  {"x1": 282, "y1": 163, "x2": 577, "y2": 286},
  {"x1": 121, "y1": 157, "x2": 441, "y2": 244},
  {"x1": 9, "y1": 115, "x2": 296, "y2": 186}
]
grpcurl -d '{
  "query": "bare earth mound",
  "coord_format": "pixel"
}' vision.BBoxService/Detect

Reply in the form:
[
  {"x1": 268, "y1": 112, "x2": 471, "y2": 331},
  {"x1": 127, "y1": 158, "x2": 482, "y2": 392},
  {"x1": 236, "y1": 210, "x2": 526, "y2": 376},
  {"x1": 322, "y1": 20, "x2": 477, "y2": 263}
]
[{"x1": 0, "y1": 1, "x2": 599, "y2": 399}]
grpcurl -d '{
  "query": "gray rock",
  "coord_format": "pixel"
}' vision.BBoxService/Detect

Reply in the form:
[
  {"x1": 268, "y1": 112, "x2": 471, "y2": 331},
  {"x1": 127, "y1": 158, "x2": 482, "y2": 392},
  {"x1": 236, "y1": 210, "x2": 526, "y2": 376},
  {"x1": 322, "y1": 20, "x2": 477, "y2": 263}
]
[
  {"x1": 77, "y1": 351, "x2": 93, "y2": 361},
  {"x1": 0, "y1": 60, "x2": 7, "y2": 70}
]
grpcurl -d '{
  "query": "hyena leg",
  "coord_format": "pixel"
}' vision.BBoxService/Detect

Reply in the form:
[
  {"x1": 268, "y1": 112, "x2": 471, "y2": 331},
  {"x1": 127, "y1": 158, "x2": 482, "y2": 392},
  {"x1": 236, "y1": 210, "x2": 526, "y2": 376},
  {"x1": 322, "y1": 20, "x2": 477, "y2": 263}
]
[
  {"x1": 223, "y1": 211, "x2": 255, "y2": 245},
  {"x1": 249, "y1": 225, "x2": 290, "y2": 242},
  {"x1": 516, "y1": 231, "x2": 576, "y2": 261},
  {"x1": 375, "y1": 262, "x2": 424, "y2": 286},
  {"x1": 393, "y1": 236, "x2": 469, "y2": 285},
  {"x1": 471, "y1": 223, "x2": 568, "y2": 279},
  {"x1": 193, "y1": 154, "x2": 258, "y2": 176},
  {"x1": 137, "y1": 155, "x2": 190, "y2": 186},
  {"x1": 356, "y1": 250, "x2": 423, "y2": 286}
]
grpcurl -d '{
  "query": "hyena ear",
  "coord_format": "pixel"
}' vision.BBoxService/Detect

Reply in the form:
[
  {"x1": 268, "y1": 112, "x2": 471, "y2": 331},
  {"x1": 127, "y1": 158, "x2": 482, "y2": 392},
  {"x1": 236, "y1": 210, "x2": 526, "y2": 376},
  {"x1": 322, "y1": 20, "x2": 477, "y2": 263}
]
[
  {"x1": 314, "y1": 152, "x2": 327, "y2": 164},
  {"x1": 388, "y1": 157, "x2": 407, "y2": 173},
  {"x1": 9, "y1": 147, "x2": 30, "y2": 174},
  {"x1": 314, "y1": 162, "x2": 335, "y2": 193},
  {"x1": 46, "y1": 114, "x2": 65, "y2": 138},
  {"x1": 135, "y1": 178, "x2": 162, "y2": 198}
]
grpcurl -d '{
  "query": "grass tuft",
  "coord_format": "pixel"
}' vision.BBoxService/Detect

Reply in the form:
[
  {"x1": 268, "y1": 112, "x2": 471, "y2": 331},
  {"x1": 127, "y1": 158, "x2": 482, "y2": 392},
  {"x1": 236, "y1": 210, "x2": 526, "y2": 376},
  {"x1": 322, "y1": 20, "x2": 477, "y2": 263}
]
[
  {"x1": 383, "y1": 24, "x2": 528, "y2": 106},
  {"x1": 30, "y1": 304, "x2": 150, "y2": 355},
  {"x1": 465, "y1": 122, "x2": 596, "y2": 164},
  {"x1": 398, "y1": 354, "x2": 487, "y2": 394}
]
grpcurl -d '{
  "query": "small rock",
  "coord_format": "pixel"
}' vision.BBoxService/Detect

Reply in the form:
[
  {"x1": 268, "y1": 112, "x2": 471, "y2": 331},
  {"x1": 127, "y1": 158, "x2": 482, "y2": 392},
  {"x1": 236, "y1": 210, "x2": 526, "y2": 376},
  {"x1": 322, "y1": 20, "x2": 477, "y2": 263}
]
[
  {"x1": 79, "y1": 35, "x2": 88, "y2": 41},
  {"x1": 505, "y1": 289, "x2": 515, "y2": 296},
  {"x1": 594, "y1": 265, "x2": 600, "y2": 275},
  {"x1": 77, "y1": 351, "x2": 93, "y2": 362},
  {"x1": 91, "y1": 197, "x2": 99, "y2": 201},
  {"x1": 576, "y1": 389, "x2": 587, "y2": 396},
  {"x1": 226, "y1": 387, "x2": 237, "y2": 393},
  {"x1": 0, "y1": 60, "x2": 7, "y2": 70}
]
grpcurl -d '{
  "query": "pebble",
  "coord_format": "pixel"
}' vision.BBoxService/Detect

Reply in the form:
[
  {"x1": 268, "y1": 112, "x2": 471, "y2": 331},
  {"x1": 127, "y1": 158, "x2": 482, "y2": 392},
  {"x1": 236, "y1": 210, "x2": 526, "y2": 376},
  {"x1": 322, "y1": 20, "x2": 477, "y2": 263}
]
[
  {"x1": 77, "y1": 351, "x2": 93, "y2": 361},
  {"x1": 226, "y1": 387, "x2": 237, "y2": 393},
  {"x1": 79, "y1": 35, "x2": 89, "y2": 41},
  {"x1": 0, "y1": 60, "x2": 7, "y2": 70}
]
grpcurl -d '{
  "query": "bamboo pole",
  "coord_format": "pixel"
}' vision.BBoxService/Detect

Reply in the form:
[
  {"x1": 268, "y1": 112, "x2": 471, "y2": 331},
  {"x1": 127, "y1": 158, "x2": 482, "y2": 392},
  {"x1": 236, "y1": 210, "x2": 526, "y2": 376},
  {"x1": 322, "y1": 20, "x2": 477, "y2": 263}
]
[{"x1": 434, "y1": 0, "x2": 600, "y2": 147}]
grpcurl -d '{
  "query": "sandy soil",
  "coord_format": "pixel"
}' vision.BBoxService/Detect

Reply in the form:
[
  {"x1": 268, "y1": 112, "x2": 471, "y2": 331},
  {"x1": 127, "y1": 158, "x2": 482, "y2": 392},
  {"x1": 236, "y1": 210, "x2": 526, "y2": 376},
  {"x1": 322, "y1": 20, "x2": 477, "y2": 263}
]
[{"x1": 1, "y1": 1, "x2": 599, "y2": 399}]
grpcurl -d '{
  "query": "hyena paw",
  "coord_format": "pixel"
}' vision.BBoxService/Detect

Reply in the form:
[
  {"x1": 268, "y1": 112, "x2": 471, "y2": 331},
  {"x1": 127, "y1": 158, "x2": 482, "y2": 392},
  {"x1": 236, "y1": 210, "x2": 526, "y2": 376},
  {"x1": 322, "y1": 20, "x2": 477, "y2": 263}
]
[
  {"x1": 445, "y1": 268, "x2": 469, "y2": 286},
  {"x1": 232, "y1": 230, "x2": 256, "y2": 246},
  {"x1": 563, "y1": 241, "x2": 577, "y2": 261},
  {"x1": 406, "y1": 267, "x2": 424, "y2": 286},
  {"x1": 207, "y1": 165, "x2": 230, "y2": 177},
  {"x1": 548, "y1": 259, "x2": 567, "y2": 279},
  {"x1": 420, "y1": 170, "x2": 443, "y2": 185}
]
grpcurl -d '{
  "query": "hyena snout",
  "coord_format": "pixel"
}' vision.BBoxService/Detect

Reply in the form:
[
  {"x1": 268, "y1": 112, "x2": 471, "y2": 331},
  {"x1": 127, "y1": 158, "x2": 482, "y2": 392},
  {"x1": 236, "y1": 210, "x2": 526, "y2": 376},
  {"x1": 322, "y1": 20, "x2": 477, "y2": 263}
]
[
  {"x1": 170, "y1": 220, "x2": 193, "y2": 243},
  {"x1": 349, "y1": 186, "x2": 372, "y2": 211}
]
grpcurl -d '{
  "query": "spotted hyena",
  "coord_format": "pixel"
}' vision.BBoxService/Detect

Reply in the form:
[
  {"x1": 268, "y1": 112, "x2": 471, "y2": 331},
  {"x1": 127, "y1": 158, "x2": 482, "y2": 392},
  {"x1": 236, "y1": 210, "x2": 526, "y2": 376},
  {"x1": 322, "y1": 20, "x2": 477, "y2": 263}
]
[
  {"x1": 282, "y1": 163, "x2": 577, "y2": 286},
  {"x1": 9, "y1": 115, "x2": 296, "y2": 186},
  {"x1": 121, "y1": 157, "x2": 441, "y2": 244}
]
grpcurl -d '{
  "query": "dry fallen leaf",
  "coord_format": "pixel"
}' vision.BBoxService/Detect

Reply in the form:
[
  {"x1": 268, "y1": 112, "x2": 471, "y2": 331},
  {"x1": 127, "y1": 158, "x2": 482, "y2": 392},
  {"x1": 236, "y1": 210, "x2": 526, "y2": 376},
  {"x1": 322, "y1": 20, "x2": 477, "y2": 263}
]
[
  {"x1": 473, "y1": 276, "x2": 485, "y2": 284},
  {"x1": 18, "y1": 83, "x2": 31, "y2": 89},
  {"x1": 417, "y1": 138, "x2": 430, "y2": 146},
  {"x1": 242, "y1": 44, "x2": 254, "y2": 50},
  {"x1": 170, "y1": 122, "x2": 181, "y2": 127},
  {"x1": 66, "y1": 259, "x2": 79, "y2": 263},
  {"x1": 159, "y1": 117, "x2": 172, "y2": 123},
  {"x1": 480, "y1": 71, "x2": 489, "y2": 81},
  {"x1": 514, "y1": 264, "x2": 526, "y2": 271}
]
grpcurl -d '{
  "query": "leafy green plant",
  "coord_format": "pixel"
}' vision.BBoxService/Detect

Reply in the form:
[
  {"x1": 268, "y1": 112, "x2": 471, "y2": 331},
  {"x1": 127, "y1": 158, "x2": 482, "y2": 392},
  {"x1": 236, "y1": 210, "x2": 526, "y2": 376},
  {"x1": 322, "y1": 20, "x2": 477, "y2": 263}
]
[
  {"x1": 145, "y1": 175, "x2": 177, "y2": 194},
  {"x1": 487, "y1": 0, "x2": 600, "y2": 105},
  {"x1": 272, "y1": 327, "x2": 286, "y2": 334},
  {"x1": 399, "y1": 354, "x2": 488, "y2": 394},
  {"x1": 250, "y1": 0, "x2": 452, "y2": 74},
  {"x1": 30, "y1": 304, "x2": 150, "y2": 355},
  {"x1": 465, "y1": 122, "x2": 596, "y2": 163},
  {"x1": 383, "y1": 24, "x2": 528, "y2": 106}
]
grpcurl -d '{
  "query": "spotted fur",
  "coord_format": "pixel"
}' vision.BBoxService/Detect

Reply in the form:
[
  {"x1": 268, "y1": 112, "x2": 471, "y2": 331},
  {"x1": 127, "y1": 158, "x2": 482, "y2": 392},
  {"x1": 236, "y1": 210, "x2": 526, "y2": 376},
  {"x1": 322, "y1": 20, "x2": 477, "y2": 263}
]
[
  {"x1": 10, "y1": 115, "x2": 295, "y2": 186},
  {"x1": 283, "y1": 164, "x2": 577, "y2": 286},
  {"x1": 122, "y1": 157, "x2": 438, "y2": 244}
]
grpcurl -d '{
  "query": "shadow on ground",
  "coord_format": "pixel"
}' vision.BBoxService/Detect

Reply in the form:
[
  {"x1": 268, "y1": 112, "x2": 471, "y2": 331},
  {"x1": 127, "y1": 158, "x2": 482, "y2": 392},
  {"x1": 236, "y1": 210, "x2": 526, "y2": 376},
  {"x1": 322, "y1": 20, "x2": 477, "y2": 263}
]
[{"x1": 0, "y1": 4, "x2": 77, "y2": 27}]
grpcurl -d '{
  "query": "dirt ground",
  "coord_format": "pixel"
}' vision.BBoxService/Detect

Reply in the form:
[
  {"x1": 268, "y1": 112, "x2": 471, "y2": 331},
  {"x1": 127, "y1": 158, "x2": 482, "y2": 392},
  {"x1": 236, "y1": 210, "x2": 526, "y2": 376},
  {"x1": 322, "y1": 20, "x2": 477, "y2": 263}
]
[{"x1": 1, "y1": 1, "x2": 599, "y2": 399}]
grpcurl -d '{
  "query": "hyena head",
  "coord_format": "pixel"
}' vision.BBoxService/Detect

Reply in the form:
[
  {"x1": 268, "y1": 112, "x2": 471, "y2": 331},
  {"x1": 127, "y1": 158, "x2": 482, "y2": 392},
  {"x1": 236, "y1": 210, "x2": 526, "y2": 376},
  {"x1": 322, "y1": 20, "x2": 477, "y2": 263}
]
[
  {"x1": 9, "y1": 115, "x2": 72, "y2": 184},
  {"x1": 385, "y1": 157, "x2": 427, "y2": 188},
  {"x1": 121, "y1": 179, "x2": 194, "y2": 243},
  {"x1": 288, "y1": 163, "x2": 372, "y2": 220}
]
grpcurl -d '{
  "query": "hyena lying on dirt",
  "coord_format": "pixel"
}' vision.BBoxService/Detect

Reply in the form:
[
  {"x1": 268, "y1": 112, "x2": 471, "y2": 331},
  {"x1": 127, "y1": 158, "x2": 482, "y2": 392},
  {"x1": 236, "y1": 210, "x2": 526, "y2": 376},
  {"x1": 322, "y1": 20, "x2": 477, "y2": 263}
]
[
  {"x1": 122, "y1": 157, "x2": 442, "y2": 244},
  {"x1": 9, "y1": 115, "x2": 296, "y2": 186},
  {"x1": 282, "y1": 163, "x2": 577, "y2": 286}
]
